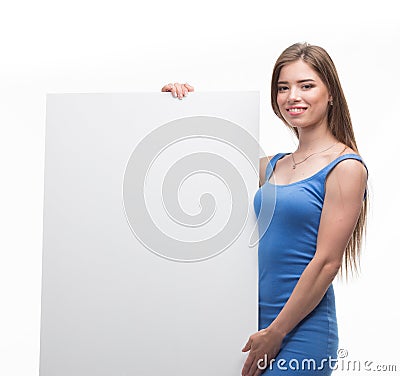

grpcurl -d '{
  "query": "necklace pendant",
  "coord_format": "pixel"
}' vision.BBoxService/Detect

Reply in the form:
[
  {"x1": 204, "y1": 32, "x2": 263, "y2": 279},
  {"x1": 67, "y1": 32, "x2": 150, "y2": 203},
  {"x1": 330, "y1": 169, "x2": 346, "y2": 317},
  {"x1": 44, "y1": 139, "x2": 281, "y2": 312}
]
[{"x1": 292, "y1": 164, "x2": 296, "y2": 169}]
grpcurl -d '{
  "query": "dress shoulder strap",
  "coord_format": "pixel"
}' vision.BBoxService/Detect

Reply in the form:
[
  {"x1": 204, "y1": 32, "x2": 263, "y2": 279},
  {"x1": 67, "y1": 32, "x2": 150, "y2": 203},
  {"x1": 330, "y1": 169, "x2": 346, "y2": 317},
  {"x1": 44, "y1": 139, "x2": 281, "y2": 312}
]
[
  {"x1": 322, "y1": 153, "x2": 368, "y2": 199},
  {"x1": 265, "y1": 153, "x2": 290, "y2": 181},
  {"x1": 324, "y1": 153, "x2": 368, "y2": 177}
]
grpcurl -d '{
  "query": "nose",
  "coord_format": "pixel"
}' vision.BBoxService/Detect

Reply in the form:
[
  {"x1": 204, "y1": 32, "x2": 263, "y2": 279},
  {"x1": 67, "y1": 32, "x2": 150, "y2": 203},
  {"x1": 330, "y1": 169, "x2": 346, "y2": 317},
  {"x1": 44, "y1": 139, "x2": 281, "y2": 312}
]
[{"x1": 288, "y1": 87, "x2": 301, "y2": 102}]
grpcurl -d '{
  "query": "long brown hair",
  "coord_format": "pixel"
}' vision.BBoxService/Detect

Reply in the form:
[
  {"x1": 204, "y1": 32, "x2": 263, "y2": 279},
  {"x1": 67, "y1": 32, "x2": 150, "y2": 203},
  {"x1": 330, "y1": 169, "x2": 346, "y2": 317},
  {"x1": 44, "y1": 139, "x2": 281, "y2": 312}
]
[{"x1": 271, "y1": 42, "x2": 368, "y2": 278}]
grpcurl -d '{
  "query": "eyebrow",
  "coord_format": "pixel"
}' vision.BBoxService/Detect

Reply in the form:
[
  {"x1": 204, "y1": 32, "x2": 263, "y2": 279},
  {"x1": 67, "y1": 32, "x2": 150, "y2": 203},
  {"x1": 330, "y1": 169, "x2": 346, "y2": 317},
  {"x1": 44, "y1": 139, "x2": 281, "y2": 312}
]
[{"x1": 278, "y1": 79, "x2": 316, "y2": 84}]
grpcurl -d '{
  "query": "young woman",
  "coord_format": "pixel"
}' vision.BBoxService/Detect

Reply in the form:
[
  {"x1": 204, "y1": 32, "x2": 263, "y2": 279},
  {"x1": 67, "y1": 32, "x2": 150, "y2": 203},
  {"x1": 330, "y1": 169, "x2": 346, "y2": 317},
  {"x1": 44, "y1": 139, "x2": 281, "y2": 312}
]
[{"x1": 162, "y1": 42, "x2": 368, "y2": 376}]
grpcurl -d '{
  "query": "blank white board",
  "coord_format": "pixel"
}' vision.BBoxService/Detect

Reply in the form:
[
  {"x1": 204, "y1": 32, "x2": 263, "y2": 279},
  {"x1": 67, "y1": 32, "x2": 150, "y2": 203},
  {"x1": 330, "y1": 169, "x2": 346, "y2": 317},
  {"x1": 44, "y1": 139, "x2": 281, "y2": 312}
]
[{"x1": 40, "y1": 92, "x2": 260, "y2": 375}]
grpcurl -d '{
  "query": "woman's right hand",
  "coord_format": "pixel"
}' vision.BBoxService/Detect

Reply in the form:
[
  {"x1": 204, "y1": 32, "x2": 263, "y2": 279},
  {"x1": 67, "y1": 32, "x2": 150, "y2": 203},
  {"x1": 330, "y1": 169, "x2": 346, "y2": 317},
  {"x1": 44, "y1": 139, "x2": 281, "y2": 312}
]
[{"x1": 161, "y1": 82, "x2": 194, "y2": 99}]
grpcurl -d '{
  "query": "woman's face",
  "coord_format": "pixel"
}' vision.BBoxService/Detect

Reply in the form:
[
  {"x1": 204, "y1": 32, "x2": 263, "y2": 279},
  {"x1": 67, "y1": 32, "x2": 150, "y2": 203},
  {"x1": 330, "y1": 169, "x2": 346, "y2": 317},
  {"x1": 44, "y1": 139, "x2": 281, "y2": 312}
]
[{"x1": 276, "y1": 60, "x2": 332, "y2": 130}]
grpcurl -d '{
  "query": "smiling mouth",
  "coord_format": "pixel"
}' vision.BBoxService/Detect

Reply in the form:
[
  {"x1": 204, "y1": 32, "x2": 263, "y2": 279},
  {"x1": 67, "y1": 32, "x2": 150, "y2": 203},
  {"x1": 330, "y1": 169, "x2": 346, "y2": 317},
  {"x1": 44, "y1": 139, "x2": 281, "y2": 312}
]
[{"x1": 286, "y1": 107, "x2": 307, "y2": 114}]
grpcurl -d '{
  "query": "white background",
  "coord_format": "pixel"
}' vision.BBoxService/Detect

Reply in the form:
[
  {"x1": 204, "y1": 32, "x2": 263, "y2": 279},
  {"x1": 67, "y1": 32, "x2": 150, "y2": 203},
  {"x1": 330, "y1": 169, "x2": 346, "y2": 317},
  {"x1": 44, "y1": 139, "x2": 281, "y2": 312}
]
[{"x1": 1, "y1": 1, "x2": 399, "y2": 375}]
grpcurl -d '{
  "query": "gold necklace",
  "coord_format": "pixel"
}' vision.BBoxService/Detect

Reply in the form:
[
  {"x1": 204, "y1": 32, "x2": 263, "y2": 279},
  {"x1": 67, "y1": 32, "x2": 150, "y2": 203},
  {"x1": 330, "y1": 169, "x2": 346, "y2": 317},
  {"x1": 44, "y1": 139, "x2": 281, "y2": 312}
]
[{"x1": 291, "y1": 142, "x2": 339, "y2": 169}]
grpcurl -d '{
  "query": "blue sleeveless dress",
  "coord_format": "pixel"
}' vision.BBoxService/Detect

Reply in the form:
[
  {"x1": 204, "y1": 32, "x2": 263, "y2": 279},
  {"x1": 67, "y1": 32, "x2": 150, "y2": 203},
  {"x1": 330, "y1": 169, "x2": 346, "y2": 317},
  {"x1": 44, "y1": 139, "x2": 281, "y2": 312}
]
[{"x1": 253, "y1": 153, "x2": 367, "y2": 375}]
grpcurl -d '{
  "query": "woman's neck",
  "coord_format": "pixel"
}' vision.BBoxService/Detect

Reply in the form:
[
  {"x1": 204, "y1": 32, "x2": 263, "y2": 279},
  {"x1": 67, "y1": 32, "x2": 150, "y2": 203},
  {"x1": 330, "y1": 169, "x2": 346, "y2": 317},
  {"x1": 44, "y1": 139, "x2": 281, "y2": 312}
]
[{"x1": 295, "y1": 125, "x2": 337, "y2": 154}]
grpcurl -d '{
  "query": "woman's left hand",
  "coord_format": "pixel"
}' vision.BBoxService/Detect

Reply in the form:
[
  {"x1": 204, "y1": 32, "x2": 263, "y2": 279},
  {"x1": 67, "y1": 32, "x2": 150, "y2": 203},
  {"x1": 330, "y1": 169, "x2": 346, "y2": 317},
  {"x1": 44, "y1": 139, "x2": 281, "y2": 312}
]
[{"x1": 241, "y1": 326, "x2": 285, "y2": 376}]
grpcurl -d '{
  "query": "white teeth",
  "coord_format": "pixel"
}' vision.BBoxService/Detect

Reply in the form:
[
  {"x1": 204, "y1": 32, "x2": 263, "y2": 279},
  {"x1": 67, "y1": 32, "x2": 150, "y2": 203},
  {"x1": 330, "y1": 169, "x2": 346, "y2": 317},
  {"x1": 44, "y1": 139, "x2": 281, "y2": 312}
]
[{"x1": 288, "y1": 108, "x2": 305, "y2": 113}]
